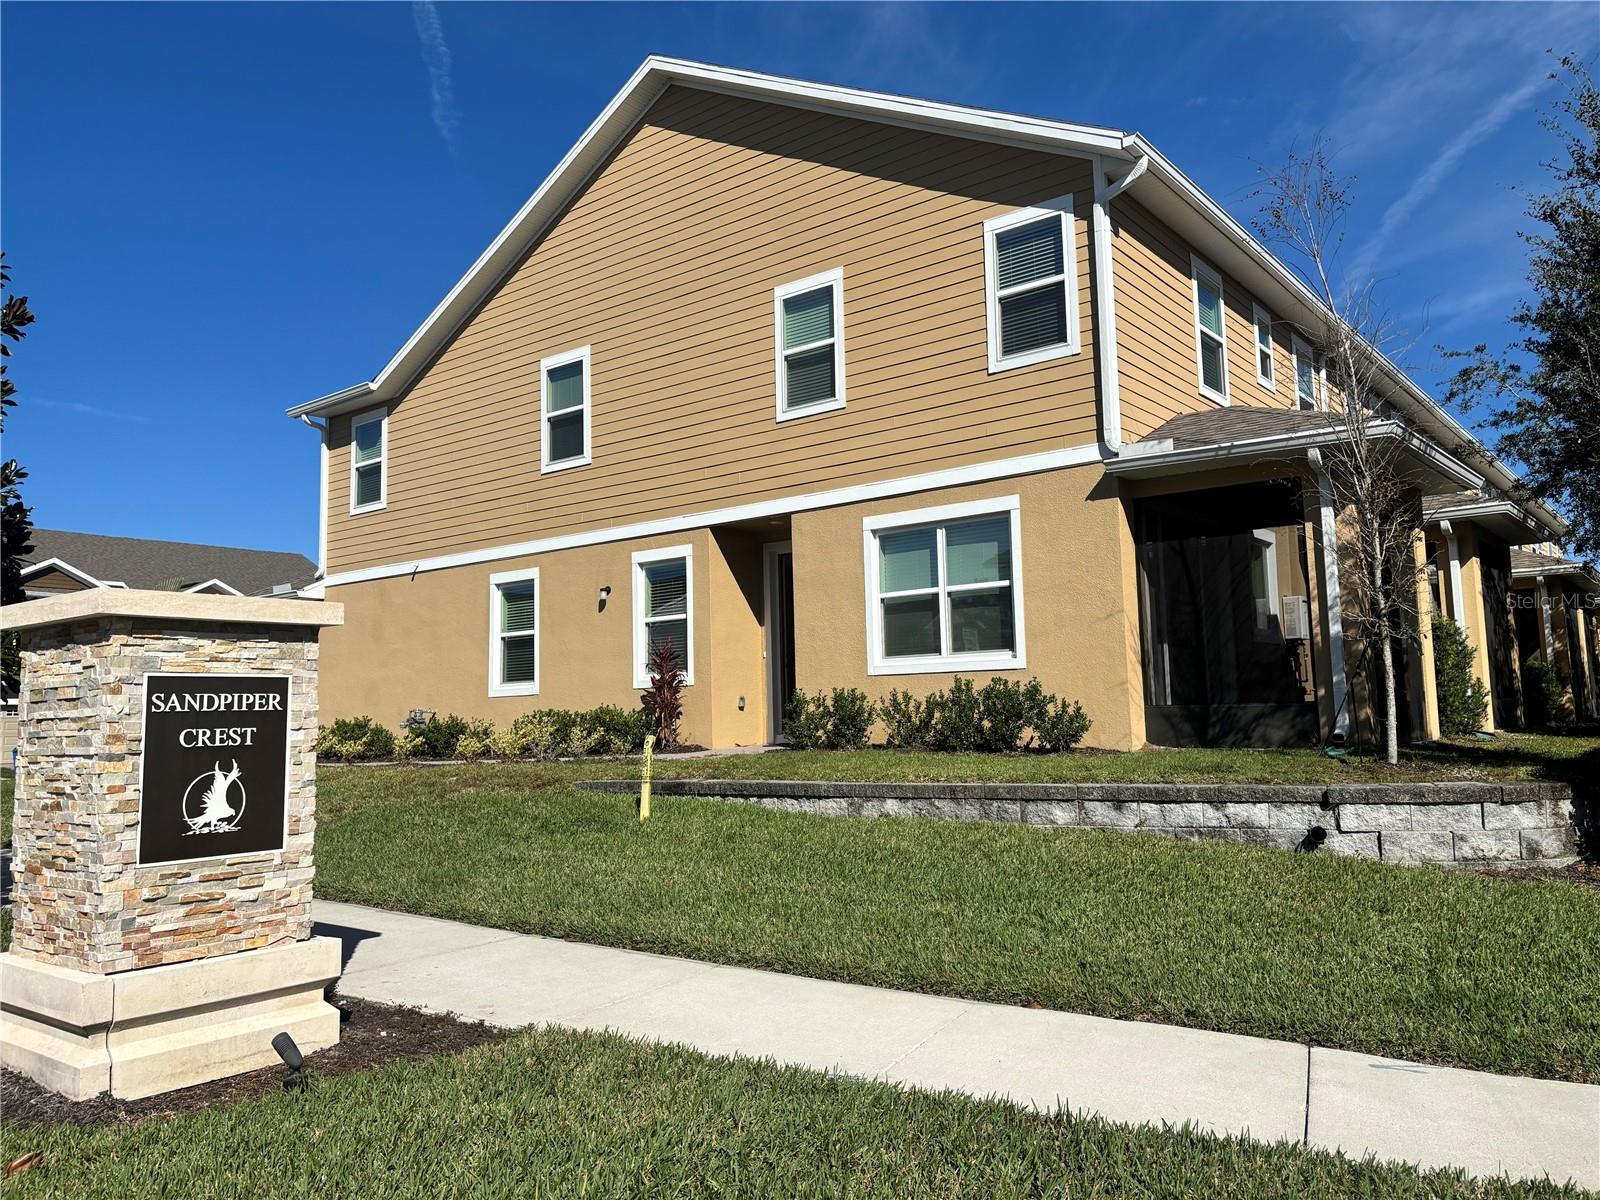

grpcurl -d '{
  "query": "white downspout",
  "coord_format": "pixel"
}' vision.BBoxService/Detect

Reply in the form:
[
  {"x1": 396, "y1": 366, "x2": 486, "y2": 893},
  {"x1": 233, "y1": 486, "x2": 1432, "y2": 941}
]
[
  {"x1": 298, "y1": 414, "x2": 329, "y2": 582},
  {"x1": 1090, "y1": 154, "x2": 1147, "y2": 454},
  {"x1": 1439, "y1": 519, "x2": 1466, "y2": 631},
  {"x1": 1308, "y1": 448, "x2": 1349, "y2": 736}
]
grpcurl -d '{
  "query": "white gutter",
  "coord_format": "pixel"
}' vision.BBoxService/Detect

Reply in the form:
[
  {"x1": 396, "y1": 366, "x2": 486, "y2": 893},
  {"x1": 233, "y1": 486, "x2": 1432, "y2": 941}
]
[{"x1": 1103, "y1": 418, "x2": 1484, "y2": 490}]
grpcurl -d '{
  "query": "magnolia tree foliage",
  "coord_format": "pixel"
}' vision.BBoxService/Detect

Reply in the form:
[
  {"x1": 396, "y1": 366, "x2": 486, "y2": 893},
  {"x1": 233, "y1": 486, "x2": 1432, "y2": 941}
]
[{"x1": 1446, "y1": 57, "x2": 1600, "y2": 560}]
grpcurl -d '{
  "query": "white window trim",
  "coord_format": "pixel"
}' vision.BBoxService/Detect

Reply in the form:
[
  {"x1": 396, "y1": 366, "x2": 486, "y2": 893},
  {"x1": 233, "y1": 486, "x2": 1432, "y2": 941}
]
[
  {"x1": 348, "y1": 406, "x2": 388, "y2": 514},
  {"x1": 632, "y1": 543, "x2": 694, "y2": 689},
  {"x1": 1292, "y1": 336, "x2": 1319, "y2": 410},
  {"x1": 540, "y1": 346, "x2": 593, "y2": 473},
  {"x1": 1191, "y1": 254, "x2": 1228, "y2": 405},
  {"x1": 984, "y1": 197, "x2": 1081, "y2": 373},
  {"x1": 488, "y1": 566, "x2": 541, "y2": 697},
  {"x1": 862, "y1": 495, "x2": 1027, "y2": 676},
  {"x1": 1252, "y1": 303, "x2": 1276, "y2": 392},
  {"x1": 774, "y1": 269, "x2": 846, "y2": 422}
]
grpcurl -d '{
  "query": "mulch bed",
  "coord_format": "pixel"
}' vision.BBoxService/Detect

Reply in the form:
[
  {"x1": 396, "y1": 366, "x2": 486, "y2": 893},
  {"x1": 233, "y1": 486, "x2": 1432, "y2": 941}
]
[
  {"x1": 1467, "y1": 859, "x2": 1600, "y2": 893},
  {"x1": 1, "y1": 996, "x2": 508, "y2": 1131}
]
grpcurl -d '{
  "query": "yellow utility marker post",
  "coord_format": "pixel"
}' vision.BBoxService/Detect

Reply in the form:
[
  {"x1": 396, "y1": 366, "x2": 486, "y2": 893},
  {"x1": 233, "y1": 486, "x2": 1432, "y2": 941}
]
[{"x1": 639, "y1": 734, "x2": 655, "y2": 822}]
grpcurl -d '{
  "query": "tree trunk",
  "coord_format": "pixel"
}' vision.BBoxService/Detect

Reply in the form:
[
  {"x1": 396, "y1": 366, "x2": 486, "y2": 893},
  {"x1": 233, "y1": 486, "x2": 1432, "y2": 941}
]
[{"x1": 1372, "y1": 533, "x2": 1399, "y2": 766}]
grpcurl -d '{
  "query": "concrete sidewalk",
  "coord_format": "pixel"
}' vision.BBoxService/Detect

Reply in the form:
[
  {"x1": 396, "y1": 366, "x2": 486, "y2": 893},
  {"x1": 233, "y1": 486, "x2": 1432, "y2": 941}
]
[{"x1": 313, "y1": 900, "x2": 1598, "y2": 1189}]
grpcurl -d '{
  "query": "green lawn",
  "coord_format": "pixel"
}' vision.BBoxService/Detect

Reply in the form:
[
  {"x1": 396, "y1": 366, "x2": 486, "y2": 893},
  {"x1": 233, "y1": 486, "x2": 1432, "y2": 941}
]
[
  {"x1": 490, "y1": 731, "x2": 1599, "y2": 786},
  {"x1": 2, "y1": 1027, "x2": 1584, "y2": 1200},
  {"x1": 316, "y1": 759, "x2": 1600, "y2": 1082}
]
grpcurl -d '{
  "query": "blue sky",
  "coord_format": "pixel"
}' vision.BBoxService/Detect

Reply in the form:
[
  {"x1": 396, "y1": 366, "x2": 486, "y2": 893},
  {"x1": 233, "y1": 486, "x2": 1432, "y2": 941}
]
[{"x1": 3, "y1": 2, "x2": 1593, "y2": 558}]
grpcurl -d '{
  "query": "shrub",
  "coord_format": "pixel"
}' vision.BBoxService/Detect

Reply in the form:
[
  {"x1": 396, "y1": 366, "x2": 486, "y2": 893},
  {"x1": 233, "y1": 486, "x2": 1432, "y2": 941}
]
[
  {"x1": 315, "y1": 716, "x2": 395, "y2": 762},
  {"x1": 455, "y1": 719, "x2": 496, "y2": 760},
  {"x1": 1035, "y1": 695, "x2": 1092, "y2": 752},
  {"x1": 1432, "y1": 615, "x2": 1490, "y2": 735},
  {"x1": 975, "y1": 677, "x2": 1046, "y2": 752},
  {"x1": 395, "y1": 731, "x2": 427, "y2": 760},
  {"x1": 783, "y1": 691, "x2": 830, "y2": 750},
  {"x1": 642, "y1": 642, "x2": 686, "y2": 748},
  {"x1": 1522, "y1": 658, "x2": 1573, "y2": 728},
  {"x1": 404, "y1": 713, "x2": 470, "y2": 759},
  {"x1": 881, "y1": 689, "x2": 935, "y2": 748},
  {"x1": 824, "y1": 688, "x2": 876, "y2": 749},
  {"x1": 581, "y1": 705, "x2": 649, "y2": 755},
  {"x1": 927, "y1": 677, "x2": 982, "y2": 752}
]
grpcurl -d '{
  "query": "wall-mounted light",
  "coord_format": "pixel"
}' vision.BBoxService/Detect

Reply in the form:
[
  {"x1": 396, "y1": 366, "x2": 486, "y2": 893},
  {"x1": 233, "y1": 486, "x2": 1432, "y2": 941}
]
[{"x1": 599, "y1": 586, "x2": 612, "y2": 601}]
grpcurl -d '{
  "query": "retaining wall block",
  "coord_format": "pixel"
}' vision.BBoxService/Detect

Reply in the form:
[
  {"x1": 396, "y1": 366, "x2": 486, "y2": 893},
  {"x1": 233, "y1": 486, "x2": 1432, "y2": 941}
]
[
  {"x1": 1081, "y1": 801, "x2": 1142, "y2": 828},
  {"x1": 1380, "y1": 831, "x2": 1455, "y2": 863},
  {"x1": 1321, "y1": 831, "x2": 1381, "y2": 859},
  {"x1": 1411, "y1": 803, "x2": 1484, "y2": 832},
  {"x1": 1022, "y1": 801, "x2": 1080, "y2": 826},
  {"x1": 1268, "y1": 802, "x2": 1324, "y2": 829},
  {"x1": 1337, "y1": 803, "x2": 1413, "y2": 833},
  {"x1": 1483, "y1": 801, "x2": 1545, "y2": 830},
  {"x1": 1137, "y1": 802, "x2": 1207, "y2": 828},
  {"x1": 1202, "y1": 802, "x2": 1269, "y2": 829},
  {"x1": 1520, "y1": 827, "x2": 1578, "y2": 860},
  {"x1": 1452, "y1": 830, "x2": 1522, "y2": 862}
]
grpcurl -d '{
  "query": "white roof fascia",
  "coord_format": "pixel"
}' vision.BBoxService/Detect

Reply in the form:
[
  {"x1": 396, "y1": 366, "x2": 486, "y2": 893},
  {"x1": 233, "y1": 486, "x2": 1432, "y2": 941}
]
[{"x1": 17, "y1": 557, "x2": 113, "y2": 590}]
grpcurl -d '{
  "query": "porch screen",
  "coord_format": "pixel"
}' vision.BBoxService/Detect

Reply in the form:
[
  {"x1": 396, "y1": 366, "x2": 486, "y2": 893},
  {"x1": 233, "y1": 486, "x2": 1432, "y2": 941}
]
[{"x1": 1138, "y1": 482, "x2": 1316, "y2": 712}]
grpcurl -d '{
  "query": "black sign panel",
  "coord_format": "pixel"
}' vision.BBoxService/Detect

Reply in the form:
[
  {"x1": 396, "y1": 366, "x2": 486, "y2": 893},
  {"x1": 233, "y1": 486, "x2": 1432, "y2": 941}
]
[{"x1": 137, "y1": 673, "x2": 291, "y2": 866}]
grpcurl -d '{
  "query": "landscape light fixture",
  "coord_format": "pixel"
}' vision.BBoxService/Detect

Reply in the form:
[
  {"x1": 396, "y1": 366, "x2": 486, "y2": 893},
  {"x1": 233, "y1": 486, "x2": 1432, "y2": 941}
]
[{"x1": 271, "y1": 1031, "x2": 308, "y2": 1092}]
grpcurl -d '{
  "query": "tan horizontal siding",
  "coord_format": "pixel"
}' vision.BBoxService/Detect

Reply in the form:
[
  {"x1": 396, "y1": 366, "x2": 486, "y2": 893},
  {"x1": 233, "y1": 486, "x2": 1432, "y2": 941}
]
[
  {"x1": 1111, "y1": 196, "x2": 1300, "y2": 441},
  {"x1": 328, "y1": 85, "x2": 1099, "y2": 574}
]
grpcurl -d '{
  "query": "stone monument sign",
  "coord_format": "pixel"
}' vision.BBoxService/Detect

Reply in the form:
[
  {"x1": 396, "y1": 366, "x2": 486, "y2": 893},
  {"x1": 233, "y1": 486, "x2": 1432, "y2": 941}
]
[{"x1": 0, "y1": 589, "x2": 345, "y2": 1100}]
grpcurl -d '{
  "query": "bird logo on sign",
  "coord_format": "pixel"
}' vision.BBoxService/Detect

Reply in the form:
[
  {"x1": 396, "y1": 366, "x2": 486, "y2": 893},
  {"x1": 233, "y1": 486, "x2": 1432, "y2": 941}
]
[{"x1": 181, "y1": 760, "x2": 246, "y2": 835}]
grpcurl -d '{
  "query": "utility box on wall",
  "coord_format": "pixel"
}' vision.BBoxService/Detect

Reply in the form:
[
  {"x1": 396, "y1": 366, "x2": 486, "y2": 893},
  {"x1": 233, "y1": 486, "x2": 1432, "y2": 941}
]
[{"x1": 0, "y1": 589, "x2": 345, "y2": 1100}]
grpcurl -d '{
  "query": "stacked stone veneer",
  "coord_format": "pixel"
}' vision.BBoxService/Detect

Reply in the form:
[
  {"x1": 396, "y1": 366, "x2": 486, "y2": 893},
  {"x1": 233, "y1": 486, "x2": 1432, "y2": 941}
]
[
  {"x1": 578, "y1": 780, "x2": 1581, "y2": 866},
  {"x1": 12, "y1": 617, "x2": 319, "y2": 973}
]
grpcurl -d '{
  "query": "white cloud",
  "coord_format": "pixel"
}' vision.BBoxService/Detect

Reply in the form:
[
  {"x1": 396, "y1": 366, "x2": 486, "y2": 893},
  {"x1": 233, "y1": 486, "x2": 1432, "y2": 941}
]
[
  {"x1": 1346, "y1": 69, "x2": 1551, "y2": 282},
  {"x1": 412, "y1": 0, "x2": 461, "y2": 153},
  {"x1": 31, "y1": 397, "x2": 150, "y2": 424}
]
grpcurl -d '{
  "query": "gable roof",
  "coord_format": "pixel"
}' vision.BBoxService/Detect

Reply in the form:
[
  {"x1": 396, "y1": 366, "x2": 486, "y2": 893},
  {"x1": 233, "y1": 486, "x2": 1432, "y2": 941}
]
[
  {"x1": 21, "y1": 529, "x2": 316, "y2": 597},
  {"x1": 284, "y1": 55, "x2": 1555, "y2": 534}
]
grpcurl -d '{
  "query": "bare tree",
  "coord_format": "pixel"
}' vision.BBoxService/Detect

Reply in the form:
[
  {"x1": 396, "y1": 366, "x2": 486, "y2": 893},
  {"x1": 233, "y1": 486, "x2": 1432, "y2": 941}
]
[{"x1": 1251, "y1": 143, "x2": 1426, "y2": 765}]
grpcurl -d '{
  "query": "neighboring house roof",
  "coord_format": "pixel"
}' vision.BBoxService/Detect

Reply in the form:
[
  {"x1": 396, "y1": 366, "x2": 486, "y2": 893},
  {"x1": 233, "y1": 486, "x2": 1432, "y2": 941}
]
[
  {"x1": 284, "y1": 55, "x2": 1557, "y2": 536},
  {"x1": 1104, "y1": 406, "x2": 1481, "y2": 492},
  {"x1": 1511, "y1": 548, "x2": 1594, "y2": 580},
  {"x1": 1423, "y1": 493, "x2": 1550, "y2": 544},
  {"x1": 20, "y1": 530, "x2": 316, "y2": 597}
]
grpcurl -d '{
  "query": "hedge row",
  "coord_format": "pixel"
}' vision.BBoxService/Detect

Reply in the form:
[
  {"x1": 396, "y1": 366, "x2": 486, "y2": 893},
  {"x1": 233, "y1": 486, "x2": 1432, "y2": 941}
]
[
  {"x1": 785, "y1": 677, "x2": 1091, "y2": 753},
  {"x1": 315, "y1": 706, "x2": 649, "y2": 763}
]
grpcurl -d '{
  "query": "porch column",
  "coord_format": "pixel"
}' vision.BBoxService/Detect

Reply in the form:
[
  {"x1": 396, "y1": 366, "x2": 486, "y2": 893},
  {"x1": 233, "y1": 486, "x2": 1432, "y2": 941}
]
[
  {"x1": 1311, "y1": 459, "x2": 1350, "y2": 737},
  {"x1": 1448, "y1": 523, "x2": 1497, "y2": 733},
  {"x1": 1412, "y1": 529, "x2": 1443, "y2": 741}
]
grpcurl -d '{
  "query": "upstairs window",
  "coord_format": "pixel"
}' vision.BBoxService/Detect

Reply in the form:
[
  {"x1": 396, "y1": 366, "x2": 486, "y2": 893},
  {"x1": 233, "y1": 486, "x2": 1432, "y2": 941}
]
[
  {"x1": 541, "y1": 347, "x2": 591, "y2": 472},
  {"x1": 633, "y1": 545, "x2": 694, "y2": 688},
  {"x1": 984, "y1": 199, "x2": 1079, "y2": 371},
  {"x1": 349, "y1": 407, "x2": 387, "y2": 514},
  {"x1": 864, "y1": 497, "x2": 1026, "y2": 675},
  {"x1": 1192, "y1": 256, "x2": 1228, "y2": 403},
  {"x1": 489, "y1": 568, "x2": 539, "y2": 697},
  {"x1": 1253, "y1": 304, "x2": 1276, "y2": 391},
  {"x1": 774, "y1": 270, "x2": 845, "y2": 420},
  {"x1": 1292, "y1": 337, "x2": 1319, "y2": 409}
]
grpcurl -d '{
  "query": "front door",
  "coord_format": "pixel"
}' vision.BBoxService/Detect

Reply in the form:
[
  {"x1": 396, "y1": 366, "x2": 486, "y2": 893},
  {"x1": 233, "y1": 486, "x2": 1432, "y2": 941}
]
[{"x1": 765, "y1": 543, "x2": 795, "y2": 742}]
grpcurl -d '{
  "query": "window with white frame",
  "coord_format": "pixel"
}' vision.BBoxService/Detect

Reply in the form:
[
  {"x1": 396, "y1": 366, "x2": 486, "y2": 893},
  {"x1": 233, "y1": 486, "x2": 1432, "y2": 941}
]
[
  {"x1": 1250, "y1": 530, "x2": 1280, "y2": 640},
  {"x1": 541, "y1": 347, "x2": 592, "y2": 471},
  {"x1": 864, "y1": 498, "x2": 1025, "y2": 674},
  {"x1": 1252, "y1": 304, "x2": 1276, "y2": 391},
  {"x1": 984, "y1": 199, "x2": 1079, "y2": 371},
  {"x1": 489, "y1": 568, "x2": 539, "y2": 696},
  {"x1": 1192, "y1": 256, "x2": 1228, "y2": 403},
  {"x1": 1292, "y1": 337, "x2": 1318, "y2": 409},
  {"x1": 774, "y1": 270, "x2": 844, "y2": 419},
  {"x1": 632, "y1": 545, "x2": 693, "y2": 688},
  {"x1": 349, "y1": 407, "x2": 387, "y2": 513}
]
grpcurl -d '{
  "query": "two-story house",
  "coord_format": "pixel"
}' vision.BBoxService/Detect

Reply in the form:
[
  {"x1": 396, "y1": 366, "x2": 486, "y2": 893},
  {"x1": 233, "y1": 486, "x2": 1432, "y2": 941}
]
[{"x1": 289, "y1": 58, "x2": 1563, "y2": 750}]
